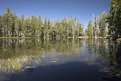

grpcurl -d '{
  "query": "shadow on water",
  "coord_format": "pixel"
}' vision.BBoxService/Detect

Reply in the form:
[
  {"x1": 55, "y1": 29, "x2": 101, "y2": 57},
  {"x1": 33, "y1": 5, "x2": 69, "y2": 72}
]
[
  {"x1": 100, "y1": 41, "x2": 121, "y2": 81},
  {"x1": 5, "y1": 62, "x2": 104, "y2": 81},
  {"x1": 0, "y1": 38, "x2": 120, "y2": 81}
]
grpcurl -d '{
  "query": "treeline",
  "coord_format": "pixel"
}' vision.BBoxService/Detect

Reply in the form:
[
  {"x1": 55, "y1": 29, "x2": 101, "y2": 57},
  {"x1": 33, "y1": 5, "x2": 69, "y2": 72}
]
[
  {"x1": 85, "y1": 12, "x2": 108, "y2": 38},
  {"x1": 0, "y1": 7, "x2": 108, "y2": 39},
  {"x1": 0, "y1": 0, "x2": 120, "y2": 39},
  {"x1": 0, "y1": 7, "x2": 85, "y2": 39},
  {"x1": 107, "y1": 0, "x2": 121, "y2": 39}
]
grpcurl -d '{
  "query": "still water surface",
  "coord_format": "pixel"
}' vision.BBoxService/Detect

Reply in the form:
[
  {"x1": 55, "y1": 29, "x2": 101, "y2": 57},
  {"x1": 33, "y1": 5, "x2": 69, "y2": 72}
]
[{"x1": 0, "y1": 38, "x2": 120, "y2": 81}]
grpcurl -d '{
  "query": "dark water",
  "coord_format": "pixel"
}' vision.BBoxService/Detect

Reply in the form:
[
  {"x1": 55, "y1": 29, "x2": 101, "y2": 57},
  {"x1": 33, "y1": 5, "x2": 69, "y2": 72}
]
[{"x1": 0, "y1": 38, "x2": 121, "y2": 81}]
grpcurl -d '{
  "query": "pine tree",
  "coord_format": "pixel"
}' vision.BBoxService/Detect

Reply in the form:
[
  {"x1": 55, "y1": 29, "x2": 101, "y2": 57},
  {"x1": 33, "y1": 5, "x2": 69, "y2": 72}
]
[
  {"x1": 0, "y1": 15, "x2": 3, "y2": 37},
  {"x1": 2, "y1": 7, "x2": 15, "y2": 37},
  {"x1": 31, "y1": 16, "x2": 37, "y2": 37},
  {"x1": 87, "y1": 20, "x2": 93, "y2": 38},
  {"x1": 61, "y1": 17, "x2": 68, "y2": 37},
  {"x1": 68, "y1": 17, "x2": 75, "y2": 38},
  {"x1": 107, "y1": 0, "x2": 121, "y2": 38},
  {"x1": 24, "y1": 16, "x2": 32, "y2": 37},
  {"x1": 20, "y1": 15, "x2": 25, "y2": 37},
  {"x1": 37, "y1": 16, "x2": 42, "y2": 37},
  {"x1": 99, "y1": 11, "x2": 107, "y2": 38}
]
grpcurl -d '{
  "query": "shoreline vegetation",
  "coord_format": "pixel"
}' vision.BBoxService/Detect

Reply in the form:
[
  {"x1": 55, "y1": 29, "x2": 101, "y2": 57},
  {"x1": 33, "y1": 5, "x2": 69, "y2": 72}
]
[
  {"x1": 116, "y1": 38, "x2": 121, "y2": 43},
  {"x1": 0, "y1": 0, "x2": 120, "y2": 40},
  {"x1": 0, "y1": 0, "x2": 121, "y2": 40},
  {"x1": 0, "y1": 37, "x2": 107, "y2": 38},
  {"x1": 0, "y1": 7, "x2": 109, "y2": 39}
]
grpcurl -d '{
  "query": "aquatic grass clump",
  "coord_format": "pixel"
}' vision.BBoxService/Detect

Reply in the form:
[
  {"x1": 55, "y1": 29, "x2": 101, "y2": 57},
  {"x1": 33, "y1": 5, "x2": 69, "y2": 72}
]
[
  {"x1": 0, "y1": 55, "x2": 29, "y2": 72},
  {"x1": 116, "y1": 38, "x2": 121, "y2": 43}
]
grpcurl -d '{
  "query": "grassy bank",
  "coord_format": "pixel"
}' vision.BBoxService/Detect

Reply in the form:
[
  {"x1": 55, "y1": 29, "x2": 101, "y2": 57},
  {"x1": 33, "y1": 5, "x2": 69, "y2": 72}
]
[
  {"x1": 116, "y1": 38, "x2": 121, "y2": 43},
  {"x1": 0, "y1": 37, "x2": 36, "y2": 39}
]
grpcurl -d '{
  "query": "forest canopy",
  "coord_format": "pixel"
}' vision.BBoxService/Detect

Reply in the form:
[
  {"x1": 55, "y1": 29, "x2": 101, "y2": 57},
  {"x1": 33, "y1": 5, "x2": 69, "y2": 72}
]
[{"x1": 0, "y1": 0, "x2": 120, "y2": 40}]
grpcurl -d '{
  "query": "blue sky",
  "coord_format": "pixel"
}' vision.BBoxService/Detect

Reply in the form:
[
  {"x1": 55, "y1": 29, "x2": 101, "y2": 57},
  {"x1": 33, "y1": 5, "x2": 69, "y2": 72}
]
[{"x1": 0, "y1": 0, "x2": 111, "y2": 27}]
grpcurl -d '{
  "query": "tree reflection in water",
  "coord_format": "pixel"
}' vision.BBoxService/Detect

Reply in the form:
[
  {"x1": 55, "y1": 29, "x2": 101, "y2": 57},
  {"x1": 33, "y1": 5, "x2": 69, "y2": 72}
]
[
  {"x1": 0, "y1": 38, "x2": 84, "y2": 72},
  {"x1": 0, "y1": 38, "x2": 120, "y2": 81},
  {"x1": 101, "y1": 41, "x2": 121, "y2": 81}
]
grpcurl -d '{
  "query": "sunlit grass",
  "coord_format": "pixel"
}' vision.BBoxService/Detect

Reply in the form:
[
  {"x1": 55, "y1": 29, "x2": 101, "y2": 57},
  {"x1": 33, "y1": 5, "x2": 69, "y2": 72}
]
[
  {"x1": 0, "y1": 56, "x2": 29, "y2": 72},
  {"x1": 116, "y1": 38, "x2": 121, "y2": 43}
]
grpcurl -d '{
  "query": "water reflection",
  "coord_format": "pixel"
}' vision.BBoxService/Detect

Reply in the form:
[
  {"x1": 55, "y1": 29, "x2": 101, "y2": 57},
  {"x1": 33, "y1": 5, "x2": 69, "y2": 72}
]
[
  {"x1": 0, "y1": 38, "x2": 108, "y2": 72},
  {"x1": 100, "y1": 41, "x2": 121, "y2": 81},
  {"x1": 0, "y1": 38, "x2": 120, "y2": 81},
  {"x1": 0, "y1": 38, "x2": 85, "y2": 72}
]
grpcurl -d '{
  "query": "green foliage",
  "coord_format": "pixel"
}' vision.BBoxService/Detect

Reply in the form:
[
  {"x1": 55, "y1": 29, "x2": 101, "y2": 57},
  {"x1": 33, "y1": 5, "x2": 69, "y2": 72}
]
[
  {"x1": 61, "y1": 17, "x2": 68, "y2": 37},
  {"x1": 116, "y1": 38, "x2": 121, "y2": 43},
  {"x1": 87, "y1": 20, "x2": 93, "y2": 37},
  {"x1": 2, "y1": 7, "x2": 15, "y2": 37},
  {"x1": 99, "y1": 11, "x2": 107, "y2": 37},
  {"x1": 0, "y1": 15, "x2": 2, "y2": 37},
  {"x1": 0, "y1": 7, "x2": 112, "y2": 39},
  {"x1": 107, "y1": 0, "x2": 121, "y2": 37},
  {"x1": 93, "y1": 17, "x2": 99, "y2": 38}
]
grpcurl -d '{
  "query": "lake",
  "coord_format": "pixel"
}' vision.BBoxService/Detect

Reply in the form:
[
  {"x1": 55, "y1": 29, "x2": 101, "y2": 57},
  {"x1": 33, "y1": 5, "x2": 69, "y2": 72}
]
[{"x1": 0, "y1": 38, "x2": 121, "y2": 81}]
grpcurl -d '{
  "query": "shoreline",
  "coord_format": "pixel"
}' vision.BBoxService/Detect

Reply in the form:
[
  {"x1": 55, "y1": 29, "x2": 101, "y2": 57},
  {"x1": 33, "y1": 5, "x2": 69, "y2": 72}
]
[
  {"x1": 0, "y1": 37, "x2": 108, "y2": 39},
  {"x1": 0, "y1": 37, "x2": 36, "y2": 39}
]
